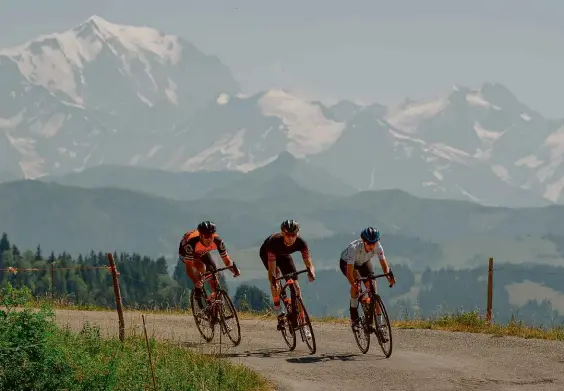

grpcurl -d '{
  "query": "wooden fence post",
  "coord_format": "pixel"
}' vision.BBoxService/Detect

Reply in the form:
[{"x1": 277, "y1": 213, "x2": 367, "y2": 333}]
[
  {"x1": 107, "y1": 253, "x2": 125, "y2": 342},
  {"x1": 486, "y1": 257, "x2": 494, "y2": 325},
  {"x1": 50, "y1": 257, "x2": 55, "y2": 299}
]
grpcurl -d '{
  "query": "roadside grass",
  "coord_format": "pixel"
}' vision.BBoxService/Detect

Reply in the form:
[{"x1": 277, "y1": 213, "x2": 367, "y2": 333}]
[
  {"x1": 1, "y1": 286, "x2": 271, "y2": 391},
  {"x1": 26, "y1": 295, "x2": 564, "y2": 342}
]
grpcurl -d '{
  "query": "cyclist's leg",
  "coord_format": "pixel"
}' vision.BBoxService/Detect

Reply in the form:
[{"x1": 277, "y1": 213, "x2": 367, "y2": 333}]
[
  {"x1": 260, "y1": 250, "x2": 281, "y2": 311},
  {"x1": 340, "y1": 258, "x2": 361, "y2": 324},
  {"x1": 281, "y1": 255, "x2": 311, "y2": 337},
  {"x1": 184, "y1": 256, "x2": 206, "y2": 307},
  {"x1": 280, "y1": 255, "x2": 300, "y2": 297},
  {"x1": 200, "y1": 253, "x2": 218, "y2": 297}
]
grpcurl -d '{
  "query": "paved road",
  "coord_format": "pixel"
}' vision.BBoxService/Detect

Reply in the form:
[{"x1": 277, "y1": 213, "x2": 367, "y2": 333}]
[{"x1": 54, "y1": 310, "x2": 564, "y2": 391}]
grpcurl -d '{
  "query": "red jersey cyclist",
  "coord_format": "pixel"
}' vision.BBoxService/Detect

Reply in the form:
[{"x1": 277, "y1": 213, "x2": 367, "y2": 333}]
[{"x1": 259, "y1": 219, "x2": 316, "y2": 338}]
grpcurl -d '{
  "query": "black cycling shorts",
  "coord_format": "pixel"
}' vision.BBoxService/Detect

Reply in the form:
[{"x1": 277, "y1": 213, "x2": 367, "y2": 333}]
[
  {"x1": 339, "y1": 258, "x2": 374, "y2": 277},
  {"x1": 260, "y1": 250, "x2": 298, "y2": 280}
]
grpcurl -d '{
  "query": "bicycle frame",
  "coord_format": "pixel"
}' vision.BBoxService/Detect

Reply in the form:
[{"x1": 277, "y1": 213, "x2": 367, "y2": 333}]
[
  {"x1": 356, "y1": 270, "x2": 394, "y2": 329},
  {"x1": 191, "y1": 262, "x2": 242, "y2": 346},
  {"x1": 273, "y1": 268, "x2": 310, "y2": 326},
  {"x1": 196, "y1": 262, "x2": 237, "y2": 317}
]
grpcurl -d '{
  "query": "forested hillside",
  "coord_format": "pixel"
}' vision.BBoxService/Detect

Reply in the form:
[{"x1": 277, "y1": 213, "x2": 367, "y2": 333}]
[{"x1": 2, "y1": 233, "x2": 563, "y2": 326}]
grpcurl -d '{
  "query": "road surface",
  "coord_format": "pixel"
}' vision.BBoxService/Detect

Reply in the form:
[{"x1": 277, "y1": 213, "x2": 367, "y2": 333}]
[{"x1": 54, "y1": 310, "x2": 564, "y2": 391}]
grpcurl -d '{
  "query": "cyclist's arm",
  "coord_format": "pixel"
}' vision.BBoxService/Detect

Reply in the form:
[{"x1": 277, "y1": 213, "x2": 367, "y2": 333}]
[
  {"x1": 267, "y1": 250, "x2": 277, "y2": 281},
  {"x1": 375, "y1": 242, "x2": 390, "y2": 274},
  {"x1": 298, "y1": 238, "x2": 314, "y2": 273},
  {"x1": 181, "y1": 238, "x2": 195, "y2": 263},
  {"x1": 343, "y1": 243, "x2": 358, "y2": 285},
  {"x1": 214, "y1": 236, "x2": 233, "y2": 267}
]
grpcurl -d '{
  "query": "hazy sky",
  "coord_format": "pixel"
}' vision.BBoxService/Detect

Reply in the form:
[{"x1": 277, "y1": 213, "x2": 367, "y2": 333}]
[{"x1": 1, "y1": 0, "x2": 563, "y2": 118}]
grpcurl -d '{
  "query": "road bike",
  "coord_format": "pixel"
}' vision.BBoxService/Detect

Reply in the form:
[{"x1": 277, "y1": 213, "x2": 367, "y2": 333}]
[
  {"x1": 190, "y1": 264, "x2": 241, "y2": 346},
  {"x1": 351, "y1": 271, "x2": 394, "y2": 357},
  {"x1": 272, "y1": 268, "x2": 317, "y2": 354}
]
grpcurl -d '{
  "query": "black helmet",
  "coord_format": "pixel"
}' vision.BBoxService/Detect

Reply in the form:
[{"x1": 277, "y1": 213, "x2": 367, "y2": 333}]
[
  {"x1": 198, "y1": 221, "x2": 217, "y2": 235},
  {"x1": 281, "y1": 219, "x2": 300, "y2": 234},
  {"x1": 360, "y1": 226, "x2": 380, "y2": 243}
]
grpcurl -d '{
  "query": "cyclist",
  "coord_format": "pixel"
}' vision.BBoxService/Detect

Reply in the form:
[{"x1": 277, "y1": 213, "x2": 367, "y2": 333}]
[
  {"x1": 259, "y1": 219, "x2": 315, "y2": 337},
  {"x1": 339, "y1": 226, "x2": 395, "y2": 333},
  {"x1": 179, "y1": 221, "x2": 240, "y2": 308}
]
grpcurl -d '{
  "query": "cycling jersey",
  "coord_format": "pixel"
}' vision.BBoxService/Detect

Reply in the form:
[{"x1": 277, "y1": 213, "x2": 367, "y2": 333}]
[
  {"x1": 260, "y1": 232, "x2": 311, "y2": 264},
  {"x1": 179, "y1": 229, "x2": 230, "y2": 264},
  {"x1": 340, "y1": 239, "x2": 385, "y2": 267}
]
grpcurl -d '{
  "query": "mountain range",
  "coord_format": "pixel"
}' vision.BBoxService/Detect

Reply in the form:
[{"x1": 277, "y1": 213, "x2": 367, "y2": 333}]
[{"x1": 1, "y1": 15, "x2": 564, "y2": 208}]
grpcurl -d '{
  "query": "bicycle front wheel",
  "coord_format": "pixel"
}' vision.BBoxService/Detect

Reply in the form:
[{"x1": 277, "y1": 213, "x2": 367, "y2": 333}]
[
  {"x1": 218, "y1": 289, "x2": 241, "y2": 346},
  {"x1": 374, "y1": 294, "x2": 393, "y2": 358},
  {"x1": 295, "y1": 296, "x2": 316, "y2": 355}
]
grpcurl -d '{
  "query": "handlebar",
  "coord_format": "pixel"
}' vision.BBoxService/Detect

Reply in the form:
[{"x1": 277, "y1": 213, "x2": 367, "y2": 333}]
[
  {"x1": 273, "y1": 268, "x2": 311, "y2": 282},
  {"x1": 201, "y1": 263, "x2": 238, "y2": 279},
  {"x1": 355, "y1": 270, "x2": 395, "y2": 288}
]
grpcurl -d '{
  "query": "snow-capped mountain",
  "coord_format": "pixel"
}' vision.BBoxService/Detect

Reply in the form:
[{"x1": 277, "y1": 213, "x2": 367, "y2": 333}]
[
  {"x1": 309, "y1": 83, "x2": 563, "y2": 206},
  {"x1": 0, "y1": 15, "x2": 240, "y2": 177},
  {"x1": 1, "y1": 16, "x2": 564, "y2": 207}
]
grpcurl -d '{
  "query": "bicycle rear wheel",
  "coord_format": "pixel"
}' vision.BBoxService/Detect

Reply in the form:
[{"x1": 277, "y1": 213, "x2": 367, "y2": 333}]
[
  {"x1": 279, "y1": 288, "x2": 297, "y2": 350},
  {"x1": 295, "y1": 296, "x2": 316, "y2": 355},
  {"x1": 190, "y1": 289, "x2": 215, "y2": 342},
  {"x1": 352, "y1": 296, "x2": 371, "y2": 354},
  {"x1": 218, "y1": 289, "x2": 242, "y2": 346},
  {"x1": 374, "y1": 294, "x2": 393, "y2": 358}
]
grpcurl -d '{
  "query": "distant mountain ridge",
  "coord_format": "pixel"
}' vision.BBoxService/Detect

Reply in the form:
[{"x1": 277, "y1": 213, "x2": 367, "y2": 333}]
[{"x1": 1, "y1": 16, "x2": 563, "y2": 206}]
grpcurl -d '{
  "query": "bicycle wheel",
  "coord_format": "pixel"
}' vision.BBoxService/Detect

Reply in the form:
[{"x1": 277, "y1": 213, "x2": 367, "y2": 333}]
[
  {"x1": 352, "y1": 296, "x2": 371, "y2": 354},
  {"x1": 218, "y1": 289, "x2": 242, "y2": 346},
  {"x1": 374, "y1": 294, "x2": 393, "y2": 358},
  {"x1": 295, "y1": 295, "x2": 316, "y2": 355},
  {"x1": 190, "y1": 289, "x2": 214, "y2": 342},
  {"x1": 279, "y1": 291, "x2": 296, "y2": 350}
]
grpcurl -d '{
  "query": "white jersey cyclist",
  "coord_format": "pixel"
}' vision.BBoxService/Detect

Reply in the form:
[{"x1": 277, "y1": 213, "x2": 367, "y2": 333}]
[
  {"x1": 340, "y1": 238, "x2": 386, "y2": 267},
  {"x1": 338, "y1": 226, "x2": 395, "y2": 335}
]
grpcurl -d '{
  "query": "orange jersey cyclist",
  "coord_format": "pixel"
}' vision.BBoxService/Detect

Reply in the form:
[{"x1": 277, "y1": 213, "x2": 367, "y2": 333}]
[
  {"x1": 179, "y1": 221, "x2": 240, "y2": 307},
  {"x1": 259, "y1": 219, "x2": 315, "y2": 337}
]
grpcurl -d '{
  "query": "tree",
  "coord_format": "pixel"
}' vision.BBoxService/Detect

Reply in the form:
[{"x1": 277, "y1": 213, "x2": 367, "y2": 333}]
[
  {"x1": 233, "y1": 284, "x2": 271, "y2": 312},
  {"x1": 0, "y1": 233, "x2": 10, "y2": 253},
  {"x1": 35, "y1": 245, "x2": 42, "y2": 261}
]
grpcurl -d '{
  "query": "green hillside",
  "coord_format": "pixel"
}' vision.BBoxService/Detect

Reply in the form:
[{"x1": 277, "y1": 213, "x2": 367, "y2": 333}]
[{"x1": 2, "y1": 176, "x2": 564, "y2": 273}]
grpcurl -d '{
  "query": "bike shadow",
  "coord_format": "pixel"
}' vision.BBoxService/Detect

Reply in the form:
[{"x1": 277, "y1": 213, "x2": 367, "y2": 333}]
[
  {"x1": 285, "y1": 353, "x2": 364, "y2": 363},
  {"x1": 219, "y1": 348, "x2": 290, "y2": 358}
]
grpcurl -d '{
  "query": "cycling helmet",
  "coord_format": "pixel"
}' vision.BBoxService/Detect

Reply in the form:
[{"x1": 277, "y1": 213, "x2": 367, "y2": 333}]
[
  {"x1": 360, "y1": 226, "x2": 380, "y2": 243},
  {"x1": 198, "y1": 221, "x2": 217, "y2": 235},
  {"x1": 281, "y1": 219, "x2": 300, "y2": 234}
]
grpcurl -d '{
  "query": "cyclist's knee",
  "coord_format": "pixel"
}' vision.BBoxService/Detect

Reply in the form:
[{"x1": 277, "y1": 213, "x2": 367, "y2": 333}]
[{"x1": 350, "y1": 284, "x2": 359, "y2": 297}]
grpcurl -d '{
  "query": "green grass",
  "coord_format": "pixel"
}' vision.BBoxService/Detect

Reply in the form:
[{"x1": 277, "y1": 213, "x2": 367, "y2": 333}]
[
  {"x1": 392, "y1": 310, "x2": 564, "y2": 341},
  {"x1": 0, "y1": 285, "x2": 271, "y2": 391},
  {"x1": 27, "y1": 295, "x2": 564, "y2": 342}
]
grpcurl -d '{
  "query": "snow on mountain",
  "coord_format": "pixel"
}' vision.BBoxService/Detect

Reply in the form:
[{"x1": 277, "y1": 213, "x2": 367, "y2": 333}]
[
  {"x1": 309, "y1": 83, "x2": 562, "y2": 206},
  {"x1": 0, "y1": 15, "x2": 239, "y2": 178},
  {"x1": 1, "y1": 16, "x2": 564, "y2": 207}
]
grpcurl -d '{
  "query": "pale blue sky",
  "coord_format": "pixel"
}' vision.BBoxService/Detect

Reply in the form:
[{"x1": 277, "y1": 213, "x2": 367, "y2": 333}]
[{"x1": 1, "y1": 0, "x2": 563, "y2": 118}]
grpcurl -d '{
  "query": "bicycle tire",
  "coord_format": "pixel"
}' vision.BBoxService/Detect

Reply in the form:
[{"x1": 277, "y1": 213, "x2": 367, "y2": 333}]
[
  {"x1": 374, "y1": 294, "x2": 393, "y2": 358},
  {"x1": 190, "y1": 289, "x2": 214, "y2": 342},
  {"x1": 218, "y1": 289, "x2": 242, "y2": 346},
  {"x1": 280, "y1": 288, "x2": 297, "y2": 350},
  {"x1": 352, "y1": 296, "x2": 371, "y2": 354},
  {"x1": 295, "y1": 295, "x2": 316, "y2": 355}
]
